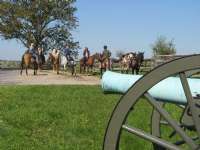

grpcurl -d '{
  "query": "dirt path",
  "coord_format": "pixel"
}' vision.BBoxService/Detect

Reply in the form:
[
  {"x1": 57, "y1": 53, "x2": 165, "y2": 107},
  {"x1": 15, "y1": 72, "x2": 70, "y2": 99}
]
[{"x1": 0, "y1": 70, "x2": 100, "y2": 85}]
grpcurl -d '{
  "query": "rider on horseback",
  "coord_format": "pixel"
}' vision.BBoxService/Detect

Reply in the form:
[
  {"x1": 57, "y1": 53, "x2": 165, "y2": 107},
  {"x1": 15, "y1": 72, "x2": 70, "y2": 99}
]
[
  {"x1": 27, "y1": 43, "x2": 38, "y2": 61},
  {"x1": 102, "y1": 45, "x2": 112, "y2": 70},
  {"x1": 83, "y1": 47, "x2": 90, "y2": 65},
  {"x1": 102, "y1": 45, "x2": 111, "y2": 59},
  {"x1": 63, "y1": 45, "x2": 71, "y2": 61}
]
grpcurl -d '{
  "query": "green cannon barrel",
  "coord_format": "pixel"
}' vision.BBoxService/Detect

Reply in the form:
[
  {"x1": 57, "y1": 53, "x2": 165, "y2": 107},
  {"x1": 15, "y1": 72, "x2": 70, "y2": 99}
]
[{"x1": 101, "y1": 71, "x2": 200, "y2": 105}]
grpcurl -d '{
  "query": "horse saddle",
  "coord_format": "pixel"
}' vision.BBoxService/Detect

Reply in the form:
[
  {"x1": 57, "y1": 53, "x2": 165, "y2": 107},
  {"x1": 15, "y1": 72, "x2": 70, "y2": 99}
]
[
  {"x1": 67, "y1": 57, "x2": 75, "y2": 66},
  {"x1": 30, "y1": 55, "x2": 36, "y2": 62}
]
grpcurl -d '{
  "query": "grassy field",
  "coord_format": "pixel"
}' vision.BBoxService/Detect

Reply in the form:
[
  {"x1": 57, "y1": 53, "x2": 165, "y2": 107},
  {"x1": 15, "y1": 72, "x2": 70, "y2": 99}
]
[{"x1": 0, "y1": 85, "x2": 194, "y2": 150}]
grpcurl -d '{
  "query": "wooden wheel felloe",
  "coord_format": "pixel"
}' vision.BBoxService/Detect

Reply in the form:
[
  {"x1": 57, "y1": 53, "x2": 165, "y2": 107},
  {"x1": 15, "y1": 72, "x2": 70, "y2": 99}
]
[{"x1": 103, "y1": 55, "x2": 200, "y2": 150}]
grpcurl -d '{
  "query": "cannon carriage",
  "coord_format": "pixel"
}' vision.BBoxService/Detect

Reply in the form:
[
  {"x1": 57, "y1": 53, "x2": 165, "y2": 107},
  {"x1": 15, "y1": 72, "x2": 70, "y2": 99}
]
[{"x1": 103, "y1": 55, "x2": 200, "y2": 150}]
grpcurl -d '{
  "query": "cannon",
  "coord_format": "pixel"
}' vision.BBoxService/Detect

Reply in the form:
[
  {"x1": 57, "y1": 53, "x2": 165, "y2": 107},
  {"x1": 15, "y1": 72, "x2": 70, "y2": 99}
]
[{"x1": 102, "y1": 55, "x2": 200, "y2": 150}]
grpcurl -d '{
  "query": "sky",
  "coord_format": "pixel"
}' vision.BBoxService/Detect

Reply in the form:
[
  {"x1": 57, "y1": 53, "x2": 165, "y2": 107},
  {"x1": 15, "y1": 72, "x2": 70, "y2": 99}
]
[{"x1": 0, "y1": 0, "x2": 200, "y2": 60}]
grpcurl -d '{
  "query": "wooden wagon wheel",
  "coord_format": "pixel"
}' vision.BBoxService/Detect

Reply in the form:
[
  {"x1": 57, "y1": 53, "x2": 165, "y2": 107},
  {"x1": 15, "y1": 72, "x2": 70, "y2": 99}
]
[{"x1": 103, "y1": 55, "x2": 200, "y2": 150}]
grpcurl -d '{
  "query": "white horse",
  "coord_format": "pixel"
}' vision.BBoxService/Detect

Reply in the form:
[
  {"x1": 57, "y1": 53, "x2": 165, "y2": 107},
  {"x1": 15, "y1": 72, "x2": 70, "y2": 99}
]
[
  {"x1": 60, "y1": 55, "x2": 76, "y2": 75},
  {"x1": 60, "y1": 55, "x2": 68, "y2": 71}
]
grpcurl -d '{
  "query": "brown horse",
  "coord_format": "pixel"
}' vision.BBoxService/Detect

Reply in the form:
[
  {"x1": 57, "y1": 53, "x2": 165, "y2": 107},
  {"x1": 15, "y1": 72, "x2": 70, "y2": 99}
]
[
  {"x1": 97, "y1": 53, "x2": 112, "y2": 77},
  {"x1": 48, "y1": 53, "x2": 60, "y2": 74},
  {"x1": 20, "y1": 53, "x2": 38, "y2": 75},
  {"x1": 80, "y1": 53, "x2": 98, "y2": 73}
]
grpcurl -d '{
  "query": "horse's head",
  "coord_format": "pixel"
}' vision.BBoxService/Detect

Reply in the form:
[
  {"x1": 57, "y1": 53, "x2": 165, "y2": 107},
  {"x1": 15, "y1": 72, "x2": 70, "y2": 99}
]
[
  {"x1": 137, "y1": 52, "x2": 144, "y2": 63},
  {"x1": 94, "y1": 53, "x2": 101, "y2": 60},
  {"x1": 127, "y1": 52, "x2": 136, "y2": 61}
]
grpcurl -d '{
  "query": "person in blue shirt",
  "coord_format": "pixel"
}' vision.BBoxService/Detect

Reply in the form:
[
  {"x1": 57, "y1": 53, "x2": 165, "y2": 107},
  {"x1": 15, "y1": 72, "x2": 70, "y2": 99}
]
[
  {"x1": 29, "y1": 43, "x2": 35, "y2": 54},
  {"x1": 27, "y1": 43, "x2": 38, "y2": 61},
  {"x1": 63, "y1": 45, "x2": 71, "y2": 61}
]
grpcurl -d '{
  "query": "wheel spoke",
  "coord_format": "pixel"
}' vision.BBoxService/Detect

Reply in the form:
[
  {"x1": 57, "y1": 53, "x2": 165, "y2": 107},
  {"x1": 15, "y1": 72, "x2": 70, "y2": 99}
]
[
  {"x1": 103, "y1": 55, "x2": 200, "y2": 150},
  {"x1": 145, "y1": 92, "x2": 198, "y2": 149},
  {"x1": 122, "y1": 125, "x2": 180, "y2": 150},
  {"x1": 179, "y1": 72, "x2": 200, "y2": 138}
]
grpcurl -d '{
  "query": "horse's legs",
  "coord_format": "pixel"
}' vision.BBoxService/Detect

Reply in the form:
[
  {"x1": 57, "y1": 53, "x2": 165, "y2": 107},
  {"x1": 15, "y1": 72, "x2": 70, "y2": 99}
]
[
  {"x1": 87, "y1": 66, "x2": 90, "y2": 74},
  {"x1": 72, "y1": 65, "x2": 75, "y2": 76},
  {"x1": 108, "y1": 60, "x2": 111, "y2": 70},
  {"x1": 57, "y1": 64, "x2": 59, "y2": 74},
  {"x1": 53, "y1": 64, "x2": 55, "y2": 72},
  {"x1": 34, "y1": 68, "x2": 36, "y2": 75},
  {"x1": 91, "y1": 65, "x2": 93, "y2": 73},
  {"x1": 132, "y1": 67, "x2": 134, "y2": 74},
  {"x1": 100, "y1": 68, "x2": 103, "y2": 78},
  {"x1": 64, "y1": 64, "x2": 66, "y2": 72},
  {"x1": 136, "y1": 67, "x2": 139, "y2": 74},
  {"x1": 80, "y1": 65, "x2": 82, "y2": 74},
  {"x1": 38, "y1": 63, "x2": 42, "y2": 71},
  {"x1": 56, "y1": 65, "x2": 58, "y2": 74},
  {"x1": 121, "y1": 66, "x2": 123, "y2": 73},
  {"x1": 34, "y1": 63, "x2": 38, "y2": 75},
  {"x1": 126, "y1": 67, "x2": 129, "y2": 74},
  {"x1": 20, "y1": 62, "x2": 23, "y2": 75},
  {"x1": 83, "y1": 65, "x2": 85, "y2": 73},
  {"x1": 26, "y1": 66, "x2": 28, "y2": 76},
  {"x1": 74, "y1": 65, "x2": 77, "y2": 76},
  {"x1": 83, "y1": 65, "x2": 86, "y2": 73},
  {"x1": 20, "y1": 55, "x2": 25, "y2": 75}
]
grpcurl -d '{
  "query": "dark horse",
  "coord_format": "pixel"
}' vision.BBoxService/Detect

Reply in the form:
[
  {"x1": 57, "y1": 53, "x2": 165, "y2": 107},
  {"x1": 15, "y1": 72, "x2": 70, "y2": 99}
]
[
  {"x1": 37, "y1": 51, "x2": 45, "y2": 70},
  {"x1": 20, "y1": 52, "x2": 38, "y2": 75},
  {"x1": 131, "y1": 52, "x2": 144, "y2": 74}
]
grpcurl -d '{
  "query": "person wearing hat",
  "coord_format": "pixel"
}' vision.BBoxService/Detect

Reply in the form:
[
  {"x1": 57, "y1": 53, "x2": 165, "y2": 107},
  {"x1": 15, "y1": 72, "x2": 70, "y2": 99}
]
[
  {"x1": 102, "y1": 45, "x2": 112, "y2": 70},
  {"x1": 102, "y1": 45, "x2": 111, "y2": 58}
]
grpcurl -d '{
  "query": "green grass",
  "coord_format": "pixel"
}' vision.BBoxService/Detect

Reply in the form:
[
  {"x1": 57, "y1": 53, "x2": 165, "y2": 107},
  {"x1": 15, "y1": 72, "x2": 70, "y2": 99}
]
[
  {"x1": 0, "y1": 85, "x2": 196, "y2": 150},
  {"x1": 0, "y1": 85, "x2": 120, "y2": 150}
]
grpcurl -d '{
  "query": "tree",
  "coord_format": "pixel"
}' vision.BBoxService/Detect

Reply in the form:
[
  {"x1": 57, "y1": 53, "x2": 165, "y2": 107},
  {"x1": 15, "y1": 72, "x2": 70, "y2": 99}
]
[
  {"x1": 0, "y1": 0, "x2": 79, "y2": 56},
  {"x1": 152, "y1": 36, "x2": 176, "y2": 55}
]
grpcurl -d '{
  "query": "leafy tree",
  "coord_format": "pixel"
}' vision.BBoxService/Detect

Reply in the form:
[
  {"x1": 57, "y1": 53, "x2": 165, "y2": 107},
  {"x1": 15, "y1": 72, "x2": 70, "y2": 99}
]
[
  {"x1": 152, "y1": 36, "x2": 176, "y2": 55},
  {"x1": 0, "y1": 0, "x2": 79, "y2": 55}
]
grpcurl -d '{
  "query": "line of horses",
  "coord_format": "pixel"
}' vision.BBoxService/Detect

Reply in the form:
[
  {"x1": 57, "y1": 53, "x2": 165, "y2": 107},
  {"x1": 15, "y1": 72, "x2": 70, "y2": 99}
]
[
  {"x1": 20, "y1": 50, "x2": 144, "y2": 77},
  {"x1": 79, "y1": 52, "x2": 144, "y2": 76},
  {"x1": 20, "y1": 51, "x2": 75, "y2": 76}
]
